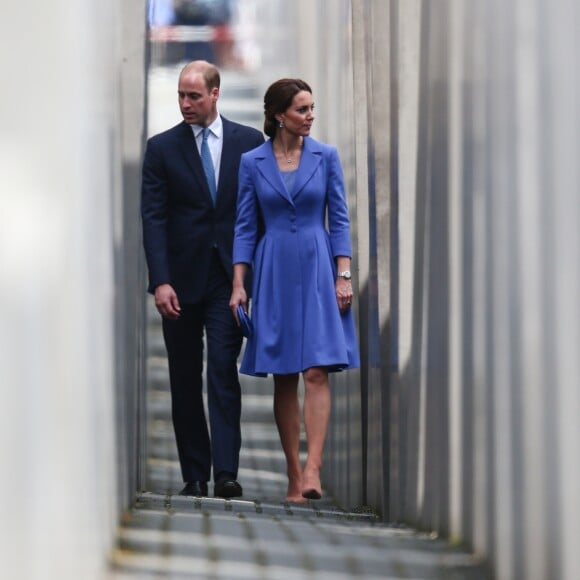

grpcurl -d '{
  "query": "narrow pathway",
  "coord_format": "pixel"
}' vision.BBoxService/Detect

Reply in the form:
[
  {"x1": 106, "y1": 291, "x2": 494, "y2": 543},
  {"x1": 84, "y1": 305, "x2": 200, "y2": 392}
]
[
  {"x1": 111, "y1": 69, "x2": 489, "y2": 579},
  {"x1": 111, "y1": 297, "x2": 488, "y2": 579}
]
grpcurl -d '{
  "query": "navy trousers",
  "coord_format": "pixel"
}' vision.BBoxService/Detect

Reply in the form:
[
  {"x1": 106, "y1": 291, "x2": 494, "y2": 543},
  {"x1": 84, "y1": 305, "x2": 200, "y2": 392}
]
[{"x1": 162, "y1": 251, "x2": 243, "y2": 483}]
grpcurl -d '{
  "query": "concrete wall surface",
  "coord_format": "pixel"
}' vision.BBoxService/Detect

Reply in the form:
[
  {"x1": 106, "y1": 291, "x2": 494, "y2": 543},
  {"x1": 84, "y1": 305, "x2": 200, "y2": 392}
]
[
  {"x1": 0, "y1": 1, "x2": 147, "y2": 578},
  {"x1": 344, "y1": 1, "x2": 580, "y2": 579}
]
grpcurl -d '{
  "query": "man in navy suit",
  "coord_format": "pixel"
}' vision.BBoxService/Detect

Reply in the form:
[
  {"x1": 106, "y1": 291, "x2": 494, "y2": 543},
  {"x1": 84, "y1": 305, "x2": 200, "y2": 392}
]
[{"x1": 141, "y1": 60, "x2": 264, "y2": 498}]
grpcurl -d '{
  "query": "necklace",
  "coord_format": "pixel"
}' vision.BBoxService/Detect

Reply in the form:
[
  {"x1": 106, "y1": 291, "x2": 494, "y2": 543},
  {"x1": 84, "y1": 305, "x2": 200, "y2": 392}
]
[
  {"x1": 276, "y1": 148, "x2": 295, "y2": 164},
  {"x1": 275, "y1": 142, "x2": 301, "y2": 165}
]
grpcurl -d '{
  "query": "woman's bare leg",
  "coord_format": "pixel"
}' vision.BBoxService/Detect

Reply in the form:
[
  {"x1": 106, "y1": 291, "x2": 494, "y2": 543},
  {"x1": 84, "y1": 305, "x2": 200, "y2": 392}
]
[
  {"x1": 301, "y1": 367, "x2": 331, "y2": 499},
  {"x1": 273, "y1": 373, "x2": 305, "y2": 502}
]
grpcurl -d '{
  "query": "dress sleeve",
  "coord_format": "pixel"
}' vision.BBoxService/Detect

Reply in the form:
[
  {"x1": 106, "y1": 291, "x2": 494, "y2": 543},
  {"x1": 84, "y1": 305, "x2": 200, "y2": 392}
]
[
  {"x1": 326, "y1": 146, "x2": 352, "y2": 258},
  {"x1": 233, "y1": 153, "x2": 259, "y2": 264}
]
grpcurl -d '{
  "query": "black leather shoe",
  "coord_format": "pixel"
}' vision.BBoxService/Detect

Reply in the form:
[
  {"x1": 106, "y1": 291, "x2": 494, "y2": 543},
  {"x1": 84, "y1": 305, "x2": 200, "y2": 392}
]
[
  {"x1": 214, "y1": 472, "x2": 242, "y2": 498},
  {"x1": 179, "y1": 481, "x2": 208, "y2": 497}
]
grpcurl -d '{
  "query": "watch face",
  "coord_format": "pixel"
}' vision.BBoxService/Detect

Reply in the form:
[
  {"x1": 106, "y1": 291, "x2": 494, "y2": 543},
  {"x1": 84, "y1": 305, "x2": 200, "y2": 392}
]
[{"x1": 340, "y1": 271, "x2": 351, "y2": 279}]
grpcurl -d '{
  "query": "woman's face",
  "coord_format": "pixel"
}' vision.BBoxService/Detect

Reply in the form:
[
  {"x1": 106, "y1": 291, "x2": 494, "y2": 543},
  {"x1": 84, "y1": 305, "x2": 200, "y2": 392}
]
[{"x1": 279, "y1": 90, "x2": 315, "y2": 136}]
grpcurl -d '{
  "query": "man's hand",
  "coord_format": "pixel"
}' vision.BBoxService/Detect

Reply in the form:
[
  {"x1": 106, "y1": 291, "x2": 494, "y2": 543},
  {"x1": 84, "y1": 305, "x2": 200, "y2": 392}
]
[{"x1": 155, "y1": 284, "x2": 181, "y2": 320}]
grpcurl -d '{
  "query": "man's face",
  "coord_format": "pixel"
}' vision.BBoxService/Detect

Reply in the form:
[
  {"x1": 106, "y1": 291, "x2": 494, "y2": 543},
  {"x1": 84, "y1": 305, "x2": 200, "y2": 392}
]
[{"x1": 178, "y1": 70, "x2": 218, "y2": 127}]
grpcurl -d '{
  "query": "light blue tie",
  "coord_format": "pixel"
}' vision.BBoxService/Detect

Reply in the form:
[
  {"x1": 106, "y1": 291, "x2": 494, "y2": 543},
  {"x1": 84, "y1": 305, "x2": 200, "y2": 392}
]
[{"x1": 200, "y1": 127, "x2": 217, "y2": 205}]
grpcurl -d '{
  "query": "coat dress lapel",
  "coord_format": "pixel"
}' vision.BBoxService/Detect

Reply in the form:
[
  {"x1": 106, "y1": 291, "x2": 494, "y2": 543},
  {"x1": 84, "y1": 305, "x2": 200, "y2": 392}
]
[
  {"x1": 291, "y1": 137, "x2": 322, "y2": 200},
  {"x1": 254, "y1": 138, "x2": 323, "y2": 206},
  {"x1": 255, "y1": 142, "x2": 294, "y2": 205}
]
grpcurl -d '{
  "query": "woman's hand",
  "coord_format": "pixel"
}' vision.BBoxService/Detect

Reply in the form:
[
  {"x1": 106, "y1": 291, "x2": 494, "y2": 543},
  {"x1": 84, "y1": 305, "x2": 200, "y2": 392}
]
[
  {"x1": 230, "y1": 263, "x2": 249, "y2": 325},
  {"x1": 335, "y1": 277, "x2": 353, "y2": 314},
  {"x1": 229, "y1": 286, "x2": 248, "y2": 325}
]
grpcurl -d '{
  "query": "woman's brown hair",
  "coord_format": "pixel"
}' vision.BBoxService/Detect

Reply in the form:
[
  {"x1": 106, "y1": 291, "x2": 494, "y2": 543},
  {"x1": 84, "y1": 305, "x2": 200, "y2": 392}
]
[{"x1": 263, "y1": 78, "x2": 312, "y2": 138}]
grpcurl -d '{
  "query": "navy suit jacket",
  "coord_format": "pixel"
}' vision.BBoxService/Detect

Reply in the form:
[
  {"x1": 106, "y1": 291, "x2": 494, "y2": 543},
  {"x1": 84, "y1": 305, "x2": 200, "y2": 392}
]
[{"x1": 141, "y1": 117, "x2": 265, "y2": 303}]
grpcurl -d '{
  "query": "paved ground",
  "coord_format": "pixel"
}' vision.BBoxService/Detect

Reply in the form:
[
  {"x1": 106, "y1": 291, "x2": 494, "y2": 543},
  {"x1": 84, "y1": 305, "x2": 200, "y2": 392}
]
[{"x1": 110, "y1": 298, "x2": 488, "y2": 579}]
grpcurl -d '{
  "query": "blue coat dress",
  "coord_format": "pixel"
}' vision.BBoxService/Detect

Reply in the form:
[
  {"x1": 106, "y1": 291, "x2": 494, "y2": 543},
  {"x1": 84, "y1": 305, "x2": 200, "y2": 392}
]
[{"x1": 233, "y1": 137, "x2": 360, "y2": 376}]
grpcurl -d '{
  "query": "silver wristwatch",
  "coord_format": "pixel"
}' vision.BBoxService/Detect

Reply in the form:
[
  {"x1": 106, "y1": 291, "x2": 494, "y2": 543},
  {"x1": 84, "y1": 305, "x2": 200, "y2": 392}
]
[{"x1": 337, "y1": 270, "x2": 352, "y2": 280}]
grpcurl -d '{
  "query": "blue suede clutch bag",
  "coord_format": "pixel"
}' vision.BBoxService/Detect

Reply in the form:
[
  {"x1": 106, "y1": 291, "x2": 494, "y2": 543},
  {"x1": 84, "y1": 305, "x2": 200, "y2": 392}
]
[{"x1": 237, "y1": 305, "x2": 254, "y2": 338}]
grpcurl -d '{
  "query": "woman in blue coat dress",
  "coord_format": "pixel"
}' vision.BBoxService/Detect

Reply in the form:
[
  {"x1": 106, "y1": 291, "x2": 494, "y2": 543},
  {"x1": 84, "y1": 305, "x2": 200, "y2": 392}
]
[{"x1": 230, "y1": 79, "x2": 359, "y2": 502}]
